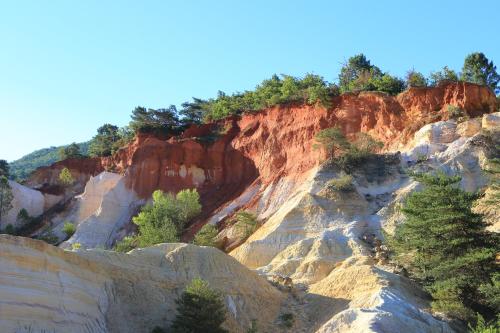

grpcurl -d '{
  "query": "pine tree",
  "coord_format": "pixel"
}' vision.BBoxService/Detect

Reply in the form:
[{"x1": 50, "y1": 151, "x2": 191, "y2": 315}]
[
  {"x1": 171, "y1": 278, "x2": 228, "y2": 333},
  {"x1": 388, "y1": 172, "x2": 499, "y2": 319}
]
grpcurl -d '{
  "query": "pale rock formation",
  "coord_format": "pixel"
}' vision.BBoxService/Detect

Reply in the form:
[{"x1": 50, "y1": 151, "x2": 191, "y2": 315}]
[
  {"x1": 0, "y1": 235, "x2": 284, "y2": 333},
  {"x1": 482, "y1": 111, "x2": 500, "y2": 130},
  {"x1": 0, "y1": 180, "x2": 45, "y2": 229},
  {"x1": 59, "y1": 172, "x2": 140, "y2": 249}
]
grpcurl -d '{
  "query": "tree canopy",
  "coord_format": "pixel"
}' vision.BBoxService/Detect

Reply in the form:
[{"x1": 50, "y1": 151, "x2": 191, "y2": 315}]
[
  {"x1": 88, "y1": 124, "x2": 133, "y2": 157},
  {"x1": 387, "y1": 172, "x2": 499, "y2": 320},
  {"x1": 0, "y1": 160, "x2": 9, "y2": 178},
  {"x1": 59, "y1": 142, "x2": 85, "y2": 160},
  {"x1": 171, "y1": 278, "x2": 228, "y2": 333},
  {"x1": 461, "y1": 52, "x2": 500, "y2": 94}
]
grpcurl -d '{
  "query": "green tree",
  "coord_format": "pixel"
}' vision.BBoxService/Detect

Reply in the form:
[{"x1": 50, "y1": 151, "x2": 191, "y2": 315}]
[
  {"x1": 406, "y1": 69, "x2": 427, "y2": 87},
  {"x1": 59, "y1": 142, "x2": 84, "y2": 160},
  {"x1": 429, "y1": 66, "x2": 459, "y2": 86},
  {"x1": 193, "y1": 224, "x2": 219, "y2": 247},
  {"x1": 131, "y1": 189, "x2": 202, "y2": 248},
  {"x1": 130, "y1": 105, "x2": 180, "y2": 133},
  {"x1": 180, "y1": 98, "x2": 209, "y2": 125},
  {"x1": 0, "y1": 176, "x2": 14, "y2": 222},
  {"x1": 313, "y1": 127, "x2": 351, "y2": 158},
  {"x1": 88, "y1": 124, "x2": 120, "y2": 157},
  {"x1": 339, "y1": 54, "x2": 380, "y2": 93},
  {"x1": 370, "y1": 73, "x2": 406, "y2": 95},
  {"x1": 387, "y1": 172, "x2": 499, "y2": 320},
  {"x1": 171, "y1": 278, "x2": 228, "y2": 333},
  {"x1": 58, "y1": 167, "x2": 74, "y2": 186},
  {"x1": 0, "y1": 159, "x2": 9, "y2": 178},
  {"x1": 461, "y1": 52, "x2": 500, "y2": 93}
]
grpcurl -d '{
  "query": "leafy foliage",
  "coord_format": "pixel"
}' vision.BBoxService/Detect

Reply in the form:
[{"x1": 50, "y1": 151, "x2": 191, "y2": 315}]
[
  {"x1": 325, "y1": 174, "x2": 354, "y2": 192},
  {"x1": 468, "y1": 314, "x2": 499, "y2": 333},
  {"x1": 171, "y1": 278, "x2": 228, "y2": 333},
  {"x1": 279, "y1": 313, "x2": 295, "y2": 329},
  {"x1": 62, "y1": 222, "x2": 76, "y2": 238},
  {"x1": 406, "y1": 69, "x2": 427, "y2": 87},
  {"x1": 313, "y1": 127, "x2": 351, "y2": 158},
  {"x1": 193, "y1": 224, "x2": 219, "y2": 247},
  {"x1": 59, "y1": 142, "x2": 85, "y2": 160},
  {"x1": 429, "y1": 66, "x2": 459, "y2": 86},
  {"x1": 386, "y1": 172, "x2": 499, "y2": 320},
  {"x1": 8, "y1": 142, "x2": 89, "y2": 181},
  {"x1": 130, "y1": 106, "x2": 181, "y2": 134},
  {"x1": 461, "y1": 52, "x2": 500, "y2": 94},
  {"x1": 230, "y1": 211, "x2": 258, "y2": 240},
  {"x1": 0, "y1": 176, "x2": 13, "y2": 221},
  {"x1": 116, "y1": 189, "x2": 202, "y2": 250},
  {"x1": 338, "y1": 54, "x2": 405, "y2": 95},
  {"x1": 58, "y1": 167, "x2": 74, "y2": 186},
  {"x1": 0, "y1": 160, "x2": 10, "y2": 177},
  {"x1": 88, "y1": 124, "x2": 134, "y2": 157}
]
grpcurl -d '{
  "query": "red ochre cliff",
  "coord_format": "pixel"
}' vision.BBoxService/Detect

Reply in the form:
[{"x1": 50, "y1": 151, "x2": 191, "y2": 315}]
[{"x1": 28, "y1": 82, "x2": 497, "y2": 215}]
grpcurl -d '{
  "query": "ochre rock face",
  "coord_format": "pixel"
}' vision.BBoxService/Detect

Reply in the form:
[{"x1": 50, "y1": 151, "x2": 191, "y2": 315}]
[{"x1": 29, "y1": 82, "x2": 496, "y2": 210}]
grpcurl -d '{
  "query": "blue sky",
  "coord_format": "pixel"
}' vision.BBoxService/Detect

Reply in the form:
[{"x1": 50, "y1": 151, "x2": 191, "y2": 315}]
[{"x1": 1, "y1": 0, "x2": 499, "y2": 161}]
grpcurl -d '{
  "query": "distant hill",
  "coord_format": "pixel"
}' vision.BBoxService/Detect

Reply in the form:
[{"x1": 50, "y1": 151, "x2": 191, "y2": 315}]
[{"x1": 9, "y1": 142, "x2": 90, "y2": 181}]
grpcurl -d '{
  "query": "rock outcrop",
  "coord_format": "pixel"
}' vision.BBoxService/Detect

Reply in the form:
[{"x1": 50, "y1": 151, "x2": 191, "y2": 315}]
[{"x1": 0, "y1": 235, "x2": 284, "y2": 333}]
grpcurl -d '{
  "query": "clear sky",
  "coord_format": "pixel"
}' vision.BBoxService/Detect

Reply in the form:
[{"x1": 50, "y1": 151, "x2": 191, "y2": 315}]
[{"x1": 1, "y1": 0, "x2": 499, "y2": 161}]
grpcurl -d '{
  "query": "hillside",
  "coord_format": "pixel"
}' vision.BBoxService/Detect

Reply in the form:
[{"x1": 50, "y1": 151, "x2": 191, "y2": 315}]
[
  {"x1": 8, "y1": 142, "x2": 89, "y2": 181},
  {"x1": 0, "y1": 82, "x2": 498, "y2": 332}
]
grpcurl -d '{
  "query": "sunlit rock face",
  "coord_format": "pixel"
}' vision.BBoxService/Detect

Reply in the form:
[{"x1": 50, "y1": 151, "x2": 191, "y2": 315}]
[
  {"x1": 58, "y1": 172, "x2": 140, "y2": 249},
  {"x1": 0, "y1": 180, "x2": 45, "y2": 229},
  {"x1": 0, "y1": 235, "x2": 284, "y2": 333}
]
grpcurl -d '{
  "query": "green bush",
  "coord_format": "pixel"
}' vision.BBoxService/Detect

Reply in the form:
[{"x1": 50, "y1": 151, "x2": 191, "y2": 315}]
[
  {"x1": 447, "y1": 105, "x2": 468, "y2": 122},
  {"x1": 461, "y1": 52, "x2": 500, "y2": 94},
  {"x1": 325, "y1": 175, "x2": 354, "y2": 192},
  {"x1": 313, "y1": 127, "x2": 351, "y2": 159},
  {"x1": 406, "y1": 70, "x2": 427, "y2": 87},
  {"x1": 338, "y1": 54, "x2": 405, "y2": 95},
  {"x1": 429, "y1": 66, "x2": 459, "y2": 86},
  {"x1": 171, "y1": 278, "x2": 228, "y2": 333},
  {"x1": 386, "y1": 172, "x2": 499, "y2": 320},
  {"x1": 3, "y1": 224, "x2": 15, "y2": 235},
  {"x1": 337, "y1": 132, "x2": 383, "y2": 170},
  {"x1": 38, "y1": 231, "x2": 59, "y2": 245},
  {"x1": 62, "y1": 222, "x2": 76, "y2": 238},
  {"x1": 58, "y1": 142, "x2": 85, "y2": 160},
  {"x1": 468, "y1": 314, "x2": 499, "y2": 333},
  {"x1": 231, "y1": 211, "x2": 258, "y2": 239},
  {"x1": 58, "y1": 167, "x2": 74, "y2": 186},
  {"x1": 119, "y1": 189, "x2": 202, "y2": 250},
  {"x1": 193, "y1": 224, "x2": 219, "y2": 247},
  {"x1": 114, "y1": 236, "x2": 138, "y2": 252}
]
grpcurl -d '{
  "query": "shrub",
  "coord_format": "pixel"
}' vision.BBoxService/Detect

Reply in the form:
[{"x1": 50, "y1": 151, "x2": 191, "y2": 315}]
[
  {"x1": 325, "y1": 175, "x2": 354, "y2": 192},
  {"x1": 447, "y1": 105, "x2": 468, "y2": 122},
  {"x1": 313, "y1": 127, "x2": 350, "y2": 159},
  {"x1": 0, "y1": 159, "x2": 9, "y2": 177},
  {"x1": 279, "y1": 313, "x2": 294, "y2": 329},
  {"x1": 193, "y1": 224, "x2": 219, "y2": 247},
  {"x1": 71, "y1": 243, "x2": 81, "y2": 250},
  {"x1": 3, "y1": 224, "x2": 15, "y2": 235},
  {"x1": 124, "y1": 189, "x2": 202, "y2": 250},
  {"x1": 468, "y1": 314, "x2": 499, "y2": 333},
  {"x1": 386, "y1": 172, "x2": 499, "y2": 320},
  {"x1": 406, "y1": 69, "x2": 427, "y2": 87},
  {"x1": 231, "y1": 211, "x2": 258, "y2": 239},
  {"x1": 337, "y1": 132, "x2": 383, "y2": 170},
  {"x1": 38, "y1": 231, "x2": 59, "y2": 245},
  {"x1": 62, "y1": 222, "x2": 76, "y2": 238},
  {"x1": 58, "y1": 167, "x2": 74, "y2": 186},
  {"x1": 429, "y1": 66, "x2": 459, "y2": 86},
  {"x1": 114, "y1": 236, "x2": 138, "y2": 252},
  {"x1": 171, "y1": 278, "x2": 228, "y2": 333}
]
